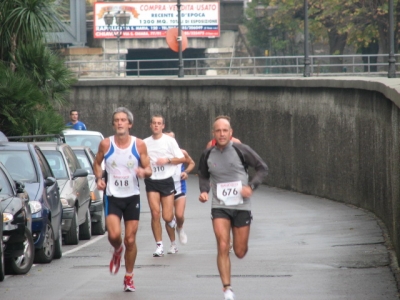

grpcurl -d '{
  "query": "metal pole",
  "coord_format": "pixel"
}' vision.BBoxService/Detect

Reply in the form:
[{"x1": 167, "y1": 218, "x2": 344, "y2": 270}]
[
  {"x1": 117, "y1": 32, "x2": 121, "y2": 76},
  {"x1": 388, "y1": 0, "x2": 396, "y2": 78},
  {"x1": 303, "y1": 0, "x2": 311, "y2": 77},
  {"x1": 177, "y1": 0, "x2": 184, "y2": 78}
]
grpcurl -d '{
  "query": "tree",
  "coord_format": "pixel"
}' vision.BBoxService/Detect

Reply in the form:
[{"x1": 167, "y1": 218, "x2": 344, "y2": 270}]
[{"x1": 0, "y1": 0, "x2": 75, "y2": 136}]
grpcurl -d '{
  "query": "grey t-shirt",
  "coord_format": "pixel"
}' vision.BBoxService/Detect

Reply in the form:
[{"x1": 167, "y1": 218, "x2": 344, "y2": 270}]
[{"x1": 198, "y1": 142, "x2": 268, "y2": 211}]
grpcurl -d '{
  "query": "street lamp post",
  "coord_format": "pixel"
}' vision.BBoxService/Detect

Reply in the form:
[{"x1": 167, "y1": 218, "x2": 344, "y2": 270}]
[
  {"x1": 303, "y1": 0, "x2": 311, "y2": 77},
  {"x1": 177, "y1": 0, "x2": 184, "y2": 78},
  {"x1": 104, "y1": 11, "x2": 130, "y2": 76},
  {"x1": 388, "y1": 0, "x2": 396, "y2": 78}
]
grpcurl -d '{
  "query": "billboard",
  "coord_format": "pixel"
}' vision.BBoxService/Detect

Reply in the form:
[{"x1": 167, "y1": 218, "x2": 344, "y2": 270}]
[{"x1": 94, "y1": 2, "x2": 220, "y2": 39}]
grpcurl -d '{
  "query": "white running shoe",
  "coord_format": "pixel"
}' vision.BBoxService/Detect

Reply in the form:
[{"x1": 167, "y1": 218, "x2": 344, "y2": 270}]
[
  {"x1": 167, "y1": 244, "x2": 179, "y2": 254},
  {"x1": 176, "y1": 227, "x2": 188, "y2": 245},
  {"x1": 224, "y1": 288, "x2": 235, "y2": 300},
  {"x1": 153, "y1": 244, "x2": 164, "y2": 257}
]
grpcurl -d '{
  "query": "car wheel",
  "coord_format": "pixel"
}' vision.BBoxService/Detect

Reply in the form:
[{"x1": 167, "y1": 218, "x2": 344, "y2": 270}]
[
  {"x1": 79, "y1": 209, "x2": 92, "y2": 240},
  {"x1": 6, "y1": 228, "x2": 34, "y2": 275},
  {"x1": 92, "y1": 206, "x2": 106, "y2": 235},
  {"x1": 53, "y1": 225, "x2": 62, "y2": 259},
  {"x1": 34, "y1": 222, "x2": 55, "y2": 264},
  {"x1": 64, "y1": 209, "x2": 79, "y2": 245},
  {"x1": 0, "y1": 242, "x2": 5, "y2": 282}
]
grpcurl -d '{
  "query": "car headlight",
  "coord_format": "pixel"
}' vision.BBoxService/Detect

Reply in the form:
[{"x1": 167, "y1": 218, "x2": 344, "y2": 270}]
[
  {"x1": 29, "y1": 201, "x2": 42, "y2": 214},
  {"x1": 3, "y1": 212, "x2": 13, "y2": 222},
  {"x1": 60, "y1": 198, "x2": 71, "y2": 208}
]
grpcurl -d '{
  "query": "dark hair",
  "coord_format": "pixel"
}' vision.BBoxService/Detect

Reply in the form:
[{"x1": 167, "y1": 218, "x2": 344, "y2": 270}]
[{"x1": 70, "y1": 110, "x2": 78, "y2": 115}]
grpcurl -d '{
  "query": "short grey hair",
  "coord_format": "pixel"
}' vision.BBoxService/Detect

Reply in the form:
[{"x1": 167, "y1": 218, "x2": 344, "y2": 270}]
[{"x1": 112, "y1": 107, "x2": 134, "y2": 125}]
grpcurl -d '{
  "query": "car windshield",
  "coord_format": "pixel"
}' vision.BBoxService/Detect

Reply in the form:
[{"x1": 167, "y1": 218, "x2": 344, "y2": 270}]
[
  {"x1": 0, "y1": 150, "x2": 38, "y2": 183},
  {"x1": 41, "y1": 150, "x2": 69, "y2": 180},
  {"x1": 0, "y1": 168, "x2": 12, "y2": 195},
  {"x1": 64, "y1": 135, "x2": 102, "y2": 154},
  {"x1": 73, "y1": 150, "x2": 93, "y2": 175}
]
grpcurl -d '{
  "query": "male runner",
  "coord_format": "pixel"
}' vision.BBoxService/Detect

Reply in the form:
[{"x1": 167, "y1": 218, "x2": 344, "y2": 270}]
[
  {"x1": 205, "y1": 115, "x2": 241, "y2": 148},
  {"x1": 198, "y1": 117, "x2": 268, "y2": 300},
  {"x1": 164, "y1": 130, "x2": 195, "y2": 245},
  {"x1": 144, "y1": 115, "x2": 186, "y2": 256},
  {"x1": 94, "y1": 107, "x2": 151, "y2": 292}
]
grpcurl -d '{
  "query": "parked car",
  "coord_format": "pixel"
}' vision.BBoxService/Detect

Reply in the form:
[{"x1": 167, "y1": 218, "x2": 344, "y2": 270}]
[
  {"x1": 0, "y1": 162, "x2": 34, "y2": 276},
  {"x1": 0, "y1": 198, "x2": 4, "y2": 282},
  {"x1": 62, "y1": 130, "x2": 104, "y2": 155},
  {"x1": 36, "y1": 142, "x2": 91, "y2": 245},
  {"x1": 71, "y1": 146, "x2": 106, "y2": 235},
  {"x1": 0, "y1": 142, "x2": 62, "y2": 263}
]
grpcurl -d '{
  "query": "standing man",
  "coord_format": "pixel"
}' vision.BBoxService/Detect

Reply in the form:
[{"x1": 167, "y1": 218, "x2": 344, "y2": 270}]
[
  {"x1": 66, "y1": 109, "x2": 87, "y2": 130},
  {"x1": 198, "y1": 117, "x2": 268, "y2": 300},
  {"x1": 93, "y1": 107, "x2": 152, "y2": 292},
  {"x1": 164, "y1": 130, "x2": 195, "y2": 245},
  {"x1": 144, "y1": 115, "x2": 186, "y2": 257}
]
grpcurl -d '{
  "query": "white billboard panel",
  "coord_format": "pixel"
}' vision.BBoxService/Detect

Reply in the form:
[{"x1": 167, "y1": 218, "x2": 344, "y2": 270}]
[{"x1": 94, "y1": 2, "x2": 220, "y2": 39}]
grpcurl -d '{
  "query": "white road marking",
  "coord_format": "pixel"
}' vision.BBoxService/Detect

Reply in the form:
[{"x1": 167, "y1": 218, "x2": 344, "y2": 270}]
[{"x1": 63, "y1": 234, "x2": 106, "y2": 256}]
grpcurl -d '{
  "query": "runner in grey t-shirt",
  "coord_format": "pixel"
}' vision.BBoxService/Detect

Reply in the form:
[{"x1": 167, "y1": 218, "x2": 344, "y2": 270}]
[{"x1": 198, "y1": 117, "x2": 268, "y2": 300}]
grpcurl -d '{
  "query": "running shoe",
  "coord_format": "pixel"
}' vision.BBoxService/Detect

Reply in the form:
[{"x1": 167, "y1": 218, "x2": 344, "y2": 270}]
[
  {"x1": 224, "y1": 287, "x2": 235, "y2": 300},
  {"x1": 123, "y1": 275, "x2": 136, "y2": 292},
  {"x1": 153, "y1": 244, "x2": 164, "y2": 257},
  {"x1": 176, "y1": 227, "x2": 188, "y2": 245},
  {"x1": 109, "y1": 245, "x2": 124, "y2": 274},
  {"x1": 167, "y1": 244, "x2": 179, "y2": 254}
]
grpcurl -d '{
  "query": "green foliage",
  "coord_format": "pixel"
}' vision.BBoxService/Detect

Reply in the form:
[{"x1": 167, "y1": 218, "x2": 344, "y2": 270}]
[
  {"x1": 0, "y1": 0, "x2": 74, "y2": 136},
  {"x1": 245, "y1": 0, "x2": 395, "y2": 56}
]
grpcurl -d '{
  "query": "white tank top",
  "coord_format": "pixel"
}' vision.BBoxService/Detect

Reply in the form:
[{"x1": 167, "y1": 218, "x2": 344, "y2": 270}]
[{"x1": 104, "y1": 136, "x2": 140, "y2": 197}]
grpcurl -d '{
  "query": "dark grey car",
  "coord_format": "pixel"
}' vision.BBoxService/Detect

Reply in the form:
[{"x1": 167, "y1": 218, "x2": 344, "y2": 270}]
[{"x1": 36, "y1": 142, "x2": 91, "y2": 245}]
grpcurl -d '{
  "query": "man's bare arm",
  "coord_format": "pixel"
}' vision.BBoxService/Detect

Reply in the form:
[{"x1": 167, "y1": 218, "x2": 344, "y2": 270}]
[
  {"x1": 94, "y1": 138, "x2": 110, "y2": 190},
  {"x1": 136, "y1": 139, "x2": 152, "y2": 178}
]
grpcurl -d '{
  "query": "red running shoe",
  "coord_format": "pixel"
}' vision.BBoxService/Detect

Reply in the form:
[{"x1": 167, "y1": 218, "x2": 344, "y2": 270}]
[
  {"x1": 123, "y1": 275, "x2": 136, "y2": 292},
  {"x1": 109, "y1": 245, "x2": 123, "y2": 274}
]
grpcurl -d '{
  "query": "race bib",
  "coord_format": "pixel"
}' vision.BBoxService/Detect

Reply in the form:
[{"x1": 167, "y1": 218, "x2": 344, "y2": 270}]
[
  {"x1": 109, "y1": 173, "x2": 135, "y2": 196},
  {"x1": 151, "y1": 162, "x2": 167, "y2": 178},
  {"x1": 216, "y1": 181, "x2": 243, "y2": 206}
]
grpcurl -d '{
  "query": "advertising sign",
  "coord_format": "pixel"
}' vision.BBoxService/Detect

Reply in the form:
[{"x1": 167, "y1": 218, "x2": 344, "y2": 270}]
[{"x1": 94, "y1": 2, "x2": 220, "y2": 39}]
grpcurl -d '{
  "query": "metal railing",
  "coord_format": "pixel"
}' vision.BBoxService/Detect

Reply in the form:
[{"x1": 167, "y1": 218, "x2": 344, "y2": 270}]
[{"x1": 64, "y1": 54, "x2": 399, "y2": 78}]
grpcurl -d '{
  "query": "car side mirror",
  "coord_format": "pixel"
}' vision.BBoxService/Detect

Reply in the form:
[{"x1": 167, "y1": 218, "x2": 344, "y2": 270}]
[
  {"x1": 45, "y1": 177, "x2": 57, "y2": 187},
  {"x1": 15, "y1": 180, "x2": 25, "y2": 193},
  {"x1": 73, "y1": 168, "x2": 88, "y2": 179}
]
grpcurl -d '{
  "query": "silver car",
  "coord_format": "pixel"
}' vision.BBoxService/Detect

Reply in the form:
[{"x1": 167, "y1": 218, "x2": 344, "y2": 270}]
[
  {"x1": 71, "y1": 146, "x2": 106, "y2": 235},
  {"x1": 35, "y1": 142, "x2": 91, "y2": 245}
]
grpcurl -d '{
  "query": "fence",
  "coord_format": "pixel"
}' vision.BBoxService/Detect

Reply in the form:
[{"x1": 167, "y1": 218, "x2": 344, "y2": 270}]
[{"x1": 64, "y1": 54, "x2": 399, "y2": 78}]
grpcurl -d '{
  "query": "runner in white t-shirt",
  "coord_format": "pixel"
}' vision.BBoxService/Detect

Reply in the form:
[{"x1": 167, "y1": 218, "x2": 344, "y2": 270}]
[
  {"x1": 94, "y1": 107, "x2": 152, "y2": 292},
  {"x1": 144, "y1": 115, "x2": 186, "y2": 257}
]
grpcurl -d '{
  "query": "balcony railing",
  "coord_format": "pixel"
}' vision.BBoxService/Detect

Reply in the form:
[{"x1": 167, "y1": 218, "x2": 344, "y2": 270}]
[{"x1": 64, "y1": 54, "x2": 399, "y2": 78}]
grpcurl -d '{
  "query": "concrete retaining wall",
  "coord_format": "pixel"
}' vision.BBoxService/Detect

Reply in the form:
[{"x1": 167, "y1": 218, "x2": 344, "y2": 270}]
[{"x1": 63, "y1": 76, "x2": 400, "y2": 263}]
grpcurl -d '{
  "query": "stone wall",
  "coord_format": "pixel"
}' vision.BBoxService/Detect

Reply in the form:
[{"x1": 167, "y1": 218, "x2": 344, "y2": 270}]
[{"x1": 62, "y1": 77, "x2": 400, "y2": 264}]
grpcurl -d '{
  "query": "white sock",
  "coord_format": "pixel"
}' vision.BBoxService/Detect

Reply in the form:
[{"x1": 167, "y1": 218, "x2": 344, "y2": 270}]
[
  {"x1": 168, "y1": 218, "x2": 176, "y2": 228},
  {"x1": 156, "y1": 241, "x2": 163, "y2": 248}
]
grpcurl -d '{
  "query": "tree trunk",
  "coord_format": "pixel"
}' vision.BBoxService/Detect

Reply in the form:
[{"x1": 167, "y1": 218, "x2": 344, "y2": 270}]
[{"x1": 327, "y1": 28, "x2": 348, "y2": 73}]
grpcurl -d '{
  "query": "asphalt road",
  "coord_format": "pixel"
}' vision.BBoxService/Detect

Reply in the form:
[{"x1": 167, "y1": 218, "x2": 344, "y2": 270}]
[{"x1": 1, "y1": 176, "x2": 399, "y2": 299}]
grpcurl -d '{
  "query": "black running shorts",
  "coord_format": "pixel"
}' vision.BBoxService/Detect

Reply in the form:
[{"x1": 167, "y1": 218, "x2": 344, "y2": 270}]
[
  {"x1": 211, "y1": 208, "x2": 253, "y2": 227},
  {"x1": 105, "y1": 195, "x2": 140, "y2": 221},
  {"x1": 144, "y1": 177, "x2": 175, "y2": 196}
]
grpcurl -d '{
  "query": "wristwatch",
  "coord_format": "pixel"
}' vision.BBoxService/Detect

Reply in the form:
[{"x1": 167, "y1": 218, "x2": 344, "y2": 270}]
[
  {"x1": 168, "y1": 158, "x2": 172, "y2": 164},
  {"x1": 95, "y1": 177, "x2": 102, "y2": 183},
  {"x1": 249, "y1": 183, "x2": 256, "y2": 190}
]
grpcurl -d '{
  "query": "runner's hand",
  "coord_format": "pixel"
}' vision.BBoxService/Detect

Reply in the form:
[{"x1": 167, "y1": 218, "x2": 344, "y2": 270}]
[
  {"x1": 180, "y1": 172, "x2": 188, "y2": 180},
  {"x1": 97, "y1": 179, "x2": 106, "y2": 191},
  {"x1": 156, "y1": 157, "x2": 169, "y2": 166},
  {"x1": 199, "y1": 192, "x2": 209, "y2": 203},
  {"x1": 241, "y1": 185, "x2": 253, "y2": 198},
  {"x1": 135, "y1": 167, "x2": 146, "y2": 178}
]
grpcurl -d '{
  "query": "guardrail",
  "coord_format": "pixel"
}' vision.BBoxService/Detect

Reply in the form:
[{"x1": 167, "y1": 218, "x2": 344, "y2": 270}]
[{"x1": 64, "y1": 54, "x2": 399, "y2": 78}]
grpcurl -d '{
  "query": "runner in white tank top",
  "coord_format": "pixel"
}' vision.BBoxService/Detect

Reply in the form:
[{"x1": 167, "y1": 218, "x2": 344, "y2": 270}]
[
  {"x1": 105, "y1": 135, "x2": 141, "y2": 197},
  {"x1": 93, "y1": 107, "x2": 151, "y2": 292}
]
